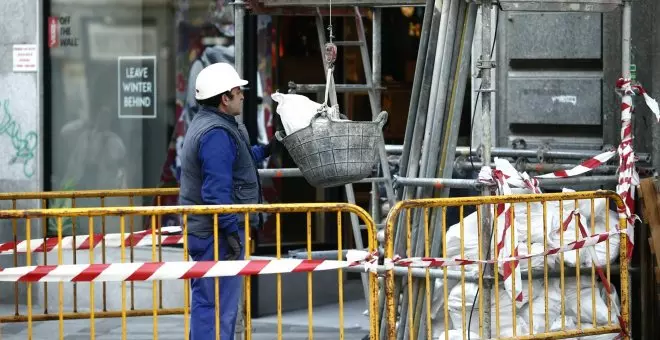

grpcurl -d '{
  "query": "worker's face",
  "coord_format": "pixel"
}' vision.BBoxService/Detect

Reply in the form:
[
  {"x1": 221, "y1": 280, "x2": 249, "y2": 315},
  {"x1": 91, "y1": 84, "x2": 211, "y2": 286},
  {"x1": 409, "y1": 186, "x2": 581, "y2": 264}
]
[{"x1": 221, "y1": 87, "x2": 244, "y2": 116}]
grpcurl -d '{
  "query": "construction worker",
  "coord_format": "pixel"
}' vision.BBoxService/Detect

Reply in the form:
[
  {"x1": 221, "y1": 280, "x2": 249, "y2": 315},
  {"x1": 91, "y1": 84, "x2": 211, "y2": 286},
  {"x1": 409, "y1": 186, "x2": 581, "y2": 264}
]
[{"x1": 179, "y1": 62, "x2": 271, "y2": 340}]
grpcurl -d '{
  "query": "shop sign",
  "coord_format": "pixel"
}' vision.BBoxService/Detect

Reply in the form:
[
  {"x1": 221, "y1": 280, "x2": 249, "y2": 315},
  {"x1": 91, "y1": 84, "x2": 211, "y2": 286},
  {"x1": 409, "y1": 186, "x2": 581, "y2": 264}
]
[
  {"x1": 117, "y1": 56, "x2": 157, "y2": 119},
  {"x1": 13, "y1": 44, "x2": 38, "y2": 72}
]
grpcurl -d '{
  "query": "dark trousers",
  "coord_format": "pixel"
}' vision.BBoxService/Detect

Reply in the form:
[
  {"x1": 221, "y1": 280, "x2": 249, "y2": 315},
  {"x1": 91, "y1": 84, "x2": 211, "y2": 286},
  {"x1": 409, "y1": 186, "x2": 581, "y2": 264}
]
[{"x1": 187, "y1": 233, "x2": 245, "y2": 340}]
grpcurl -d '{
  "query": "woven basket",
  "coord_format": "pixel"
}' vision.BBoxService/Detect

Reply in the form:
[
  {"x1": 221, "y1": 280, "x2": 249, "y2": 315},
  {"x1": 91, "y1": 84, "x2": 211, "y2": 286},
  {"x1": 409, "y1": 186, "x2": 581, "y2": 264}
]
[{"x1": 275, "y1": 110, "x2": 388, "y2": 188}]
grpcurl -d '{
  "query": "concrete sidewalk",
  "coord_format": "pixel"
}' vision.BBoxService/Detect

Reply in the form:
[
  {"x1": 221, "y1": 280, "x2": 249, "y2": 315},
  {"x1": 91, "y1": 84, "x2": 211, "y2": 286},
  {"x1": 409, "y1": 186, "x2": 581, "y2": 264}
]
[{"x1": 0, "y1": 300, "x2": 371, "y2": 340}]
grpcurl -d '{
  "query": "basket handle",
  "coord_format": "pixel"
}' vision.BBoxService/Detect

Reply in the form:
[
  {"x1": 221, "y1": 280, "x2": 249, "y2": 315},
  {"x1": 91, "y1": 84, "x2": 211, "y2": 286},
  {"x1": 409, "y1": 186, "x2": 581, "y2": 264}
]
[
  {"x1": 375, "y1": 111, "x2": 389, "y2": 130},
  {"x1": 275, "y1": 130, "x2": 286, "y2": 142}
]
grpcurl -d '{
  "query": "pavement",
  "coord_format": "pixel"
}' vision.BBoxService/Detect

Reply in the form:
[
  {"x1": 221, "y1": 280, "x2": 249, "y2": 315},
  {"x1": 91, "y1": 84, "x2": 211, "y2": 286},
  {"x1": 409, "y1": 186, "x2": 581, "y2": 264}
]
[{"x1": 0, "y1": 300, "x2": 371, "y2": 340}]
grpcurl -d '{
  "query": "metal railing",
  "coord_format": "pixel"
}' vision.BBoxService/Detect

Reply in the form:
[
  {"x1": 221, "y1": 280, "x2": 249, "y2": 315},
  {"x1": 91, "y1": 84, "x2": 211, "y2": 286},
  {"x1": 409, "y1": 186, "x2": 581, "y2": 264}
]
[
  {"x1": 381, "y1": 190, "x2": 630, "y2": 340},
  {"x1": 0, "y1": 203, "x2": 379, "y2": 340}
]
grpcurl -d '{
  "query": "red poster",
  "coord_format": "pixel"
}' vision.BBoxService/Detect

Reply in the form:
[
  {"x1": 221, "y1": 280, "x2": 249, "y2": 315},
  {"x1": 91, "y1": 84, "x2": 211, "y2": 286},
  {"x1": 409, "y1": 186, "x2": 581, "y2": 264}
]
[{"x1": 48, "y1": 16, "x2": 59, "y2": 48}]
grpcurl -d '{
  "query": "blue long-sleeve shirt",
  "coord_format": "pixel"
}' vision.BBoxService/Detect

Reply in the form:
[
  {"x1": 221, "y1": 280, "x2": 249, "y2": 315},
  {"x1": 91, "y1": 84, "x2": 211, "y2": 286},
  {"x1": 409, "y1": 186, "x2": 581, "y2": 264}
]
[{"x1": 198, "y1": 128, "x2": 269, "y2": 234}]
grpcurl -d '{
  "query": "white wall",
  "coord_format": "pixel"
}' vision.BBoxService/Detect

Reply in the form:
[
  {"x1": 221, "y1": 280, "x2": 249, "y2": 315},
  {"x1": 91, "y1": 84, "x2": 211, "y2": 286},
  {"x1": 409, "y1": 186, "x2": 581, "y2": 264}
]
[{"x1": 0, "y1": 0, "x2": 43, "y2": 305}]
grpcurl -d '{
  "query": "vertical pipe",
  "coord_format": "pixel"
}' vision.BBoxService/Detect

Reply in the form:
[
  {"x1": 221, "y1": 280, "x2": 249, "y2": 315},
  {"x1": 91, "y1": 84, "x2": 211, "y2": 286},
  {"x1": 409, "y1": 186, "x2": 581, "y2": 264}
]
[
  {"x1": 120, "y1": 216, "x2": 126, "y2": 340},
  {"x1": 213, "y1": 214, "x2": 220, "y2": 340},
  {"x1": 480, "y1": 1, "x2": 493, "y2": 338},
  {"x1": 89, "y1": 217, "x2": 96, "y2": 339},
  {"x1": 381, "y1": 1, "x2": 442, "y2": 338},
  {"x1": 438, "y1": 2, "x2": 478, "y2": 198},
  {"x1": 57, "y1": 217, "x2": 63, "y2": 339},
  {"x1": 71, "y1": 199, "x2": 77, "y2": 313},
  {"x1": 157, "y1": 201, "x2": 163, "y2": 310},
  {"x1": 344, "y1": 183, "x2": 370, "y2": 310},
  {"x1": 417, "y1": 4, "x2": 478, "y2": 339},
  {"x1": 307, "y1": 212, "x2": 314, "y2": 340},
  {"x1": 101, "y1": 197, "x2": 107, "y2": 312},
  {"x1": 183, "y1": 215, "x2": 190, "y2": 340},
  {"x1": 337, "y1": 211, "x2": 344, "y2": 340},
  {"x1": 244, "y1": 214, "x2": 252, "y2": 340},
  {"x1": 151, "y1": 215, "x2": 159, "y2": 339},
  {"x1": 372, "y1": 7, "x2": 382, "y2": 115},
  {"x1": 621, "y1": 1, "x2": 632, "y2": 335},
  {"x1": 622, "y1": 0, "x2": 632, "y2": 80},
  {"x1": 233, "y1": 0, "x2": 246, "y2": 127},
  {"x1": 11, "y1": 200, "x2": 18, "y2": 317},
  {"x1": 397, "y1": 0, "x2": 436, "y2": 188},
  {"x1": 396, "y1": 2, "x2": 456, "y2": 336},
  {"x1": 353, "y1": 7, "x2": 395, "y2": 209},
  {"x1": 129, "y1": 197, "x2": 135, "y2": 311},
  {"x1": 26, "y1": 218, "x2": 33, "y2": 340},
  {"x1": 371, "y1": 7, "x2": 383, "y2": 235},
  {"x1": 276, "y1": 213, "x2": 283, "y2": 340},
  {"x1": 41, "y1": 199, "x2": 48, "y2": 315},
  {"x1": 405, "y1": 1, "x2": 462, "y2": 339},
  {"x1": 234, "y1": 0, "x2": 245, "y2": 78}
]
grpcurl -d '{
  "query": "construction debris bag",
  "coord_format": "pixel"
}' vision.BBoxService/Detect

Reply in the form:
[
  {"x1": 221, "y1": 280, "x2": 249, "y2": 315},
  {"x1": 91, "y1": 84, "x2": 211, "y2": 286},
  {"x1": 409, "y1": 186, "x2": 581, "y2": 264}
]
[
  {"x1": 445, "y1": 197, "x2": 620, "y2": 272},
  {"x1": 271, "y1": 92, "x2": 320, "y2": 135},
  {"x1": 435, "y1": 329, "x2": 480, "y2": 340},
  {"x1": 439, "y1": 278, "x2": 618, "y2": 338},
  {"x1": 445, "y1": 282, "x2": 530, "y2": 338},
  {"x1": 546, "y1": 208, "x2": 621, "y2": 269}
]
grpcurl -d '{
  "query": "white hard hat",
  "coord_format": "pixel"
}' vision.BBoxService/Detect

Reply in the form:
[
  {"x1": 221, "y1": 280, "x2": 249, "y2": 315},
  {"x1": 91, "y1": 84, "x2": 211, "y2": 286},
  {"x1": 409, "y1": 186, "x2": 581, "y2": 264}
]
[{"x1": 195, "y1": 62, "x2": 248, "y2": 100}]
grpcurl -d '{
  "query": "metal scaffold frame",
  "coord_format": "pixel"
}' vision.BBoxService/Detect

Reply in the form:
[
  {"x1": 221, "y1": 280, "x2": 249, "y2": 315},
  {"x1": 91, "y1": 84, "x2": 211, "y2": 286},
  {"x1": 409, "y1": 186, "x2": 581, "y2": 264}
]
[{"x1": 233, "y1": 0, "x2": 634, "y2": 339}]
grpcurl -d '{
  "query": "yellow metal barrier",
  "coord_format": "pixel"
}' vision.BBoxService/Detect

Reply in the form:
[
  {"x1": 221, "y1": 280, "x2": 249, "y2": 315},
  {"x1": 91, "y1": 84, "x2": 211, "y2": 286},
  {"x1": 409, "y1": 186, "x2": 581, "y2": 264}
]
[
  {"x1": 383, "y1": 190, "x2": 630, "y2": 340},
  {"x1": 0, "y1": 203, "x2": 379, "y2": 340},
  {"x1": 0, "y1": 188, "x2": 179, "y2": 323},
  {"x1": 0, "y1": 188, "x2": 180, "y2": 211}
]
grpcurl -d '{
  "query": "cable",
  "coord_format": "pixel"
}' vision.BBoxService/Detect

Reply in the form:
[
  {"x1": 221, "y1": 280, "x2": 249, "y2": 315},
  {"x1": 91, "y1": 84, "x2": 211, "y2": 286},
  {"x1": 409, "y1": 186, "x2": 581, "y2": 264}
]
[{"x1": 467, "y1": 4, "x2": 500, "y2": 340}]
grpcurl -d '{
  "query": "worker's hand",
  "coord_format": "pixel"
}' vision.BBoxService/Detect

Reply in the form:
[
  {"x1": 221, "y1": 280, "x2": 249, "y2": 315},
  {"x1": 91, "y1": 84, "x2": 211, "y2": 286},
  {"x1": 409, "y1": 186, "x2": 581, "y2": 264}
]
[
  {"x1": 225, "y1": 231, "x2": 243, "y2": 261},
  {"x1": 265, "y1": 137, "x2": 278, "y2": 157}
]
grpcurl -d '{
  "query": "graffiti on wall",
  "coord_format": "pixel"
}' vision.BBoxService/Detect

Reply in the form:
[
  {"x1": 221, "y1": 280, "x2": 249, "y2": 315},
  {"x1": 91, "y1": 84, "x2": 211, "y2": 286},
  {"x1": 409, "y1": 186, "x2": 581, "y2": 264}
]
[{"x1": 0, "y1": 100, "x2": 38, "y2": 179}]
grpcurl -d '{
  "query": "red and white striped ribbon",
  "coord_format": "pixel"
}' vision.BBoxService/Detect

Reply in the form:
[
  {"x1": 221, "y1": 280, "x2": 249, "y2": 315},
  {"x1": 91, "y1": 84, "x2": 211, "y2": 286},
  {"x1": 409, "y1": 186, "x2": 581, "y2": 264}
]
[
  {"x1": 0, "y1": 226, "x2": 624, "y2": 283},
  {"x1": 534, "y1": 150, "x2": 617, "y2": 179},
  {"x1": 0, "y1": 227, "x2": 183, "y2": 255},
  {"x1": 571, "y1": 210, "x2": 629, "y2": 337},
  {"x1": 494, "y1": 158, "x2": 542, "y2": 194},
  {"x1": 0, "y1": 258, "x2": 358, "y2": 283},
  {"x1": 394, "y1": 228, "x2": 623, "y2": 268},
  {"x1": 478, "y1": 165, "x2": 524, "y2": 305},
  {"x1": 615, "y1": 78, "x2": 659, "y2": 259}
]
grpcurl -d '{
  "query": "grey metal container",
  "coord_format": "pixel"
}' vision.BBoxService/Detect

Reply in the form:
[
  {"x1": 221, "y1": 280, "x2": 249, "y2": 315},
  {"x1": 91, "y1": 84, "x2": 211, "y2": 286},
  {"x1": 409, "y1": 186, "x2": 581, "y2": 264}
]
[{"x1": 275, "y1": 110, "x2": 388, "y2": 188}]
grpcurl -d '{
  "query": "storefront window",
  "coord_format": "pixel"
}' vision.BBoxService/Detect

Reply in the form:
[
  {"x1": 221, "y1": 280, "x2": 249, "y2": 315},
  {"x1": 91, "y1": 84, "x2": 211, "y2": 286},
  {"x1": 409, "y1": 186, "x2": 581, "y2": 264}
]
[
  {"x1": 47, "y1": 0, "x2": 171, "y2": 195},
  {"x1": 46, "y1": 1, "x2": 275, "y2": 238}
]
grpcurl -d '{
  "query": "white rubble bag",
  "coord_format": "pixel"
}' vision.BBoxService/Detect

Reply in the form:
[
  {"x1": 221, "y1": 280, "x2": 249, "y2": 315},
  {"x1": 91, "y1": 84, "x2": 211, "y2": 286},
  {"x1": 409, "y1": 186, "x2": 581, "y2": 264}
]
[
  {"x1": 546, "y1": 204, "x2": 621, "y2": 269},
  {"x1": 431, "y1": 278, "x2": 458, "y2": 322},
  {"x1": 517, "y1": 242, "x2": 554, "y2": 271},
  {"x1": 435, "y1": 329, "x2": 480, "y2": 340},
  {"x1": 549, "y1": 315, "x2": 579, "y2": 339},
  {"x1": 271, "y1": 92, "x2": 321, "y2": 135},
  {"x1": 444, "y1": 282, "x2": 530, "y2": 338},
  {"x1": 564, "y1": 276, "x2": 620, "y2": 327},
  {"x1": 518, "y1": 277, "x2": 563, "y2": 334},
  {"x1": 445, "y1": 212, "x2": 481, "y2": 269}
]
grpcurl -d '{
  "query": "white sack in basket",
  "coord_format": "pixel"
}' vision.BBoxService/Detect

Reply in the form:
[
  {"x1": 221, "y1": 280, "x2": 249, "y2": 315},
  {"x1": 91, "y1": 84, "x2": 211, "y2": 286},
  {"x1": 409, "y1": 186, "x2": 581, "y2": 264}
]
[
  {"x1": 271, "y1": 92, "x2": 343, "y2": 136},
  {"x1": 271, "y1": 92, "x2": 319, "y2": 135}
]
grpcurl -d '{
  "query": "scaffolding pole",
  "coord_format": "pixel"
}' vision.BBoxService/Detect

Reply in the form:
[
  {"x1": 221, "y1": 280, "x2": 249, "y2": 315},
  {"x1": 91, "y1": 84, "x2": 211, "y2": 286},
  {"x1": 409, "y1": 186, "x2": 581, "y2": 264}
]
[{"x1": 479, "y1": 1, "x2": 494, "y2": 338}]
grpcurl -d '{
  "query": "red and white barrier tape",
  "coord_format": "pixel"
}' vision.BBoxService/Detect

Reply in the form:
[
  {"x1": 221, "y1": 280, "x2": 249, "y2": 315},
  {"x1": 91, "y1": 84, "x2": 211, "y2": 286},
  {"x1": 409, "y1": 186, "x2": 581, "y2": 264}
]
[
  {"x1": 0, "y1": 258, "x2": 358, "y2": 283},
  {"x1": 0, "y1": 227, "x2": 184, "y2": 255},
  {"x1": 614, "y1": 78, "x2": 659, "y2": 259},
  {"x1": 472, "y1": 77, "x2": 658, "y2": 337},
  {"x1": 572, "y1": 210, "x2": 629, "y2": 338},
  {"x1": 0, "y1": 227, "x2": 623, "y2": 283},
  {"x1": 479, "y1": 165, "x2": 530, "y2": 305},
  {"x1": 534, "y1": 150, "x2": 617, "y2": 179},
  {"x1": 391, "y1": 228, "x2": 624, "y2": 269}
]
